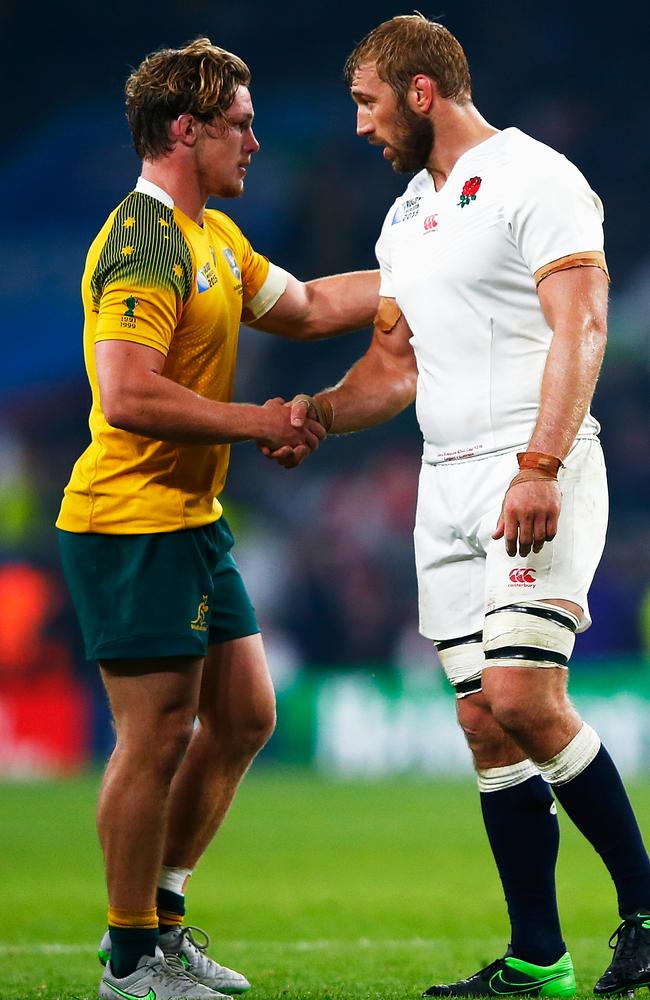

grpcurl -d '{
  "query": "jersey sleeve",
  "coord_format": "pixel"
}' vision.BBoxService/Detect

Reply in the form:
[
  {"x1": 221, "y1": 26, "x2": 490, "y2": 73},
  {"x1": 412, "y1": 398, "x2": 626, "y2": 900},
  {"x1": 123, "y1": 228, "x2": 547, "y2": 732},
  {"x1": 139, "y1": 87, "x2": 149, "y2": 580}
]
[
  {"x1": 91, "y1": 194, "x2": 193, "y2": 355},
  {"x1": 235, "y1": 229, "x2": 289, "y2": 322},
  {"x1": 375, "y1": 202, "x2": 398, "y2": 298},
  {"x1": 504, "y1": 153, "x2": 605, "y2": 279}
]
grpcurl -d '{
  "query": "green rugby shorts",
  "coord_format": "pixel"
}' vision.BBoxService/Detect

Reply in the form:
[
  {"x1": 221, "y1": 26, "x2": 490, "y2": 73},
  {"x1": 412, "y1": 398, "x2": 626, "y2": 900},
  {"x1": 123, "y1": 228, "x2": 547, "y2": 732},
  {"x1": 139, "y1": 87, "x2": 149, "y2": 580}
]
[{"x1": 57, "y1": 517, "x2": 259, "y2": 661}]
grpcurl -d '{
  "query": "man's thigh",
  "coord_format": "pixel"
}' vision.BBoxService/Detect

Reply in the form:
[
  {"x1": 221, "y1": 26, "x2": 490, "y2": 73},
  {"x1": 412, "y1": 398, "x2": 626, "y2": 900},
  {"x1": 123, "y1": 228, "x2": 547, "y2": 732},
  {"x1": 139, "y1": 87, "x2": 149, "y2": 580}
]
[
  {"x1": 199, "y1": 634, "x2": 275, "y2": 734},
  {"x1": 415, "y1": 454, "x2": 510, "y2": 642},
  {"x1": 100, "y1": 656, "x2": 205, "y2": 735},
  {"x1": 484, "y1": 439, "x2": 608, "y2": 629},
  {"x1": 417, "y1": 441, "x2": 607, "y2": 695}
]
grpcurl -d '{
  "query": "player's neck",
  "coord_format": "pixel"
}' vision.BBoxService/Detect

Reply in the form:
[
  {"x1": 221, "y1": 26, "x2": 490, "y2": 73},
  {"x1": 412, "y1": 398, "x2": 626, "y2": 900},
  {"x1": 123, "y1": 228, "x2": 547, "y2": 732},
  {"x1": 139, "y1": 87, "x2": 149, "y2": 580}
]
[
  {"x1": 140, "y1": 160, "x2": 207, "y2": 226},
  {"x1": 426, "y1": 104, "x2": 499, "y2": 192}
]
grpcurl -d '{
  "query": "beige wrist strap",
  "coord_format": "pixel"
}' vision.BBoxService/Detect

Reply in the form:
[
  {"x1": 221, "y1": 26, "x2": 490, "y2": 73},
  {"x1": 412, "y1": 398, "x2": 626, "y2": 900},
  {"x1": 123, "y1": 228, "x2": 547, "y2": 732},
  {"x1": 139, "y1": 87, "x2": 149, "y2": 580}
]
[
  {"x1": 505, "y1": 452, "x2": 564, "y2": 494},
  {"x1": 516, "y1": 451, "x2": 563, "y2": 476},
  {"x1": 292, "y1": 394, "x2": 335, "y2": 433}
]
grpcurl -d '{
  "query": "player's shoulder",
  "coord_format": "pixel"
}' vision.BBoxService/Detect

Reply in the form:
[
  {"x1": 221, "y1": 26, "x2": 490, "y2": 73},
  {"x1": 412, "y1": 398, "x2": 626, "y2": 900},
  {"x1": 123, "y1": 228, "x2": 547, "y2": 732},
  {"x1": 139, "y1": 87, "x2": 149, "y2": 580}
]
[
  {"x1": 495, "y1": 128, "x2": 603, "y2": 223},
  {"x1": 90, "y1": 191, "x2": 193, "y2": 302},
  {"x1": 204, "y1": 207, "x2": 246, "y2": 246},
  {"x1": 104, "y1": 191, "x2": 191, "y2": 261},
  {"x1": 497, "y1": 127, "x2": 587, "y2": 183}
]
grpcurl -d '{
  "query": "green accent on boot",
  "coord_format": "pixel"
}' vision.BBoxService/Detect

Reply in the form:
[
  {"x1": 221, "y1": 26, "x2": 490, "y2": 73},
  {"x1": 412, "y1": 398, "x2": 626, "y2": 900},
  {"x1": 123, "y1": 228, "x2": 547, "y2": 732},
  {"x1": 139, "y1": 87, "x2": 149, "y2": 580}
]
[
  {"x1": 98, "y1": 947, "x2": 110, "y2": 967},
  {"x1": 501, "y1": 953, "x2": 576, "y2": 997}
]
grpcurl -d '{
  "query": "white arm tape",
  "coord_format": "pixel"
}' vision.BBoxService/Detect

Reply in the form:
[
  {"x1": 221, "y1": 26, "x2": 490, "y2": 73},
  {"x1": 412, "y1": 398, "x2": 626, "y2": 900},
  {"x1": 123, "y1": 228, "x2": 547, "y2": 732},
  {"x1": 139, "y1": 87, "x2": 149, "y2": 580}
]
[{"x1": 245, "y1": 263, "x2": 290, "y2": 320}]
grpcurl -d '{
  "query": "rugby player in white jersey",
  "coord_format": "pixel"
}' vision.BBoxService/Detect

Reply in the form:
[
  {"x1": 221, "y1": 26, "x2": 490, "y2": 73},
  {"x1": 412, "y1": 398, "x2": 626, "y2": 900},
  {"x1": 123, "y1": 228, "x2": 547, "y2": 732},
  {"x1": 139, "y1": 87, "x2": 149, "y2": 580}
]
[{"x1": 266, "y1": 14, "x2": 650, "y2": 998}]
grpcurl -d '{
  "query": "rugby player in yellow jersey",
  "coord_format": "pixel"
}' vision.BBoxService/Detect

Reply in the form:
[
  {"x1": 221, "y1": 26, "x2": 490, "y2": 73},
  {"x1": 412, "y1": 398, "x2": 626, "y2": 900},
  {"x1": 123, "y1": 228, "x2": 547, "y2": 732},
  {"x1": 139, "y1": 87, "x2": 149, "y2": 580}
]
[{"x1": 55, "y1": 37, "x2": 379, "y2": 1000}]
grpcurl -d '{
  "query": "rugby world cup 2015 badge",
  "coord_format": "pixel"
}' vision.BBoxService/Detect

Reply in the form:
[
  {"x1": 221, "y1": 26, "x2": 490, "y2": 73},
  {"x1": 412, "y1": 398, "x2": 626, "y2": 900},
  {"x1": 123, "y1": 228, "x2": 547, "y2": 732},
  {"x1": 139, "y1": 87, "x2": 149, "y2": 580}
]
[
  {"x1": 197, "y1": 261, "x2": 218, "y2": 293},
  {"x1": 391, "y1": 196, "x2": 422, "y2": 225}
]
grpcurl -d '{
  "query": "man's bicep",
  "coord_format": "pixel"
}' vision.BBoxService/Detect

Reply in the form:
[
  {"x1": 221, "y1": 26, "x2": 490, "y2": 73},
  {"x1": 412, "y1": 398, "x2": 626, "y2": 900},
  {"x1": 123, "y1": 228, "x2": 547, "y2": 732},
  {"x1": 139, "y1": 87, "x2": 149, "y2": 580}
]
[
  {"x1": 245, "y1": 271, "x2": 303, "y2": 331},
  {"x1": 95, "y1": 340, "x2": 167, "y2": 420},
  {"x1": 373, "y1": 303, "x2": 415, "y2": 365},
  {"x1": 536, "y1": 265, "x2": 609, "y2": 333}
]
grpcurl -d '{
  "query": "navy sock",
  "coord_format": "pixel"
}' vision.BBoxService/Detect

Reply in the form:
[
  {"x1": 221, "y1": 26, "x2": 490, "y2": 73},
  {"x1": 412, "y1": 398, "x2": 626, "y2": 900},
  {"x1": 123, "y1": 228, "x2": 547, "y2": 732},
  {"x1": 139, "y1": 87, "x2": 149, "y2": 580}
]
[
  {"x1": 109, "y1": 926, "x2": 159, "y2": 979},
  {"x1": 552, "y1": 744, "x2": 650, "y2": 916},
  {"x1": 157, "y1": 886, "x2": 185, "y2": 933},
  {"x1": 480, "y1": 774, "x2": 565, "y2": 965}
]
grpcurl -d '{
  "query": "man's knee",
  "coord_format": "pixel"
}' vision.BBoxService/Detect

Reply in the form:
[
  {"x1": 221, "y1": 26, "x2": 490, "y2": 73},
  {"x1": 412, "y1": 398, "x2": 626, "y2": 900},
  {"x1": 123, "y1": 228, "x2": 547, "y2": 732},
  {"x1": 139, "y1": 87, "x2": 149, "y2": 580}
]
[
  {"x1": 159, "y1": 719, "x2": 196, "y2": 778},
  {"x1": 456, "y1": 693, "x2": 520, "y2": 765},
  {"x1": 236, "y1": 696, "x2": 277, "y2": 756},
  {"x1": 117, "y1": 711, "x2": 196, "y2": 783},
  {"x1": 199, "y1": 694, "x2": 276, "y2": 760}
]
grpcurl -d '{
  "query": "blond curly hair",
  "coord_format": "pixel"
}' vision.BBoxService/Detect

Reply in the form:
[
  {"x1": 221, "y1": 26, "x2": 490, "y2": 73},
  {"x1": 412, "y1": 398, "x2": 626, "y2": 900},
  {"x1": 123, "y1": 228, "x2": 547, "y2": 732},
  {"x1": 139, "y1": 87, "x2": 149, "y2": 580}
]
[{"x1": 125, "y1": 37, "x2": 251, "y2": 159}]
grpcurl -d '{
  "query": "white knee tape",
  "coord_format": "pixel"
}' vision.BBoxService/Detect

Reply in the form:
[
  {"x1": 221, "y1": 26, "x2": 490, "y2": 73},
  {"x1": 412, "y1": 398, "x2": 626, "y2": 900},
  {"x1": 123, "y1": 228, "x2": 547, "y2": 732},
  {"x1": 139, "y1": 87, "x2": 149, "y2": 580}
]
[
  {"x1": 477, "y1": 759, "x2": 539, "y2": 792},
  {"x1": 435, "y1": 631, "x2": 484, "y2": 698},
  {"x1": 483, "y1": 601, "x2": 579, "y2": 669},
  {"x1": 537, "y1": 722, "x2": 601, "y2": 785}
]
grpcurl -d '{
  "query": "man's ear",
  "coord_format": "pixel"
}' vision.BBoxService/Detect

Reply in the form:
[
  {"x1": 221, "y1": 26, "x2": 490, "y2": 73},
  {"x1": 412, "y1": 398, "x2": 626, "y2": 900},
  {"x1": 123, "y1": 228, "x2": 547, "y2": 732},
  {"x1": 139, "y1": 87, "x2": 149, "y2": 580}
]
[
  {"x1": 407, "y1": 74, "x2": 435, "y2": 114},
  {"x1": 170, "y1": 113, "x2": 200, "y2": 147}
]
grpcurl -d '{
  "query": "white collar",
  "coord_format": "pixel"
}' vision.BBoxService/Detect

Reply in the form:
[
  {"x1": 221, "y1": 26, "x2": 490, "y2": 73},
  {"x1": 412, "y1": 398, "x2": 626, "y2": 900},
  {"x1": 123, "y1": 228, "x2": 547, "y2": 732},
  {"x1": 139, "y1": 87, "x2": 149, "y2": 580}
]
[{"x1": 135, "y1": 176, "x2": 174, "y2": 209}]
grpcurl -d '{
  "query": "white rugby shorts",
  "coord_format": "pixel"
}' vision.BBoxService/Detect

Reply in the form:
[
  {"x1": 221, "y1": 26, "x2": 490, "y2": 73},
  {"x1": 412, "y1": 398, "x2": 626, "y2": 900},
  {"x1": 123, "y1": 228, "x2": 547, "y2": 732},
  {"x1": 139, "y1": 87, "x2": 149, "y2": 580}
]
[{"x1": 414, "y1": 438, "x2": 608, "y2": 643}]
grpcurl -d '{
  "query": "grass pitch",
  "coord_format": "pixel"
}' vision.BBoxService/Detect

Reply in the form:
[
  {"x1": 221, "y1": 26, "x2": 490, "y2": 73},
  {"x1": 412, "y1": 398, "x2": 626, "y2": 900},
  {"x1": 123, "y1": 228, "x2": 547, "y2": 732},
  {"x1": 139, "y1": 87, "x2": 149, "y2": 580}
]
[{"x1": 1, "y1": 769, "x2": 648, "y2": 999}]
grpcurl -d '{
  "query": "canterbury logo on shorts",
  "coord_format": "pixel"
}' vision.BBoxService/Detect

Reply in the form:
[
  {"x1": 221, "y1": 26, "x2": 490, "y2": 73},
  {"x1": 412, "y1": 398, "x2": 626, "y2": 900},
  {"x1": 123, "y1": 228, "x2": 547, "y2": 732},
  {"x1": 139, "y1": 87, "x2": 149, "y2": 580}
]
[{"x1": 508, "y1": 568, "x2": 537, "y2": 584}]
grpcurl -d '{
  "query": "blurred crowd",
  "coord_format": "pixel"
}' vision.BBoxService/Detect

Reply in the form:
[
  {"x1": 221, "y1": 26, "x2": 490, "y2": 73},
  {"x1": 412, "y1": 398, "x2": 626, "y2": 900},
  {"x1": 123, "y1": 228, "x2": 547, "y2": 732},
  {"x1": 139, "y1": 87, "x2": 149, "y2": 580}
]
[
  {"x1": 0, "y1": 2, "x2": 649, "y2": 770},
  {"x1": 0, "y1": 340, "x2": 648, "y2": 697}
]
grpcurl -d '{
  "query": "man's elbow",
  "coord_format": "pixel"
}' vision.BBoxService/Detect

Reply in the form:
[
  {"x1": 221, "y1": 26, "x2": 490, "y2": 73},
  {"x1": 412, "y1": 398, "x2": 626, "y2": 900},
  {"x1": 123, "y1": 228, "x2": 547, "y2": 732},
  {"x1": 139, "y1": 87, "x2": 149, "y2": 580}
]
[
  {"x1": 389, "y1": 370, "x2": 417, "y2": 413},
  {"x1": 100, "y1": 386, "x2": 142, "y2": 433},
  {"x1": 587, "y1": 316, "x2": 608, "y2": 361}
]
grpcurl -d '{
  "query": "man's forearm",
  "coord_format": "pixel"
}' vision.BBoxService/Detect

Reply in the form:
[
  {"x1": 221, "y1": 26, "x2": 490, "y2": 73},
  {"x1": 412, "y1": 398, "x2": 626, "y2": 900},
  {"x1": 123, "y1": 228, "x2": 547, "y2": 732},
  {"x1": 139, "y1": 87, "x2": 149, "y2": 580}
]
[
  {"x1": 527, "y1": 319, "x2": 607, "y2": 460},
  {"x1": 103, "y1": 369, "x2": 269, "y2": 444},
  {"x1": 314, "y1": 351, "x2": 416, "y2": 434},
  {"x1": 529, "y1": 265, "x2": 609, "y2": 461}
]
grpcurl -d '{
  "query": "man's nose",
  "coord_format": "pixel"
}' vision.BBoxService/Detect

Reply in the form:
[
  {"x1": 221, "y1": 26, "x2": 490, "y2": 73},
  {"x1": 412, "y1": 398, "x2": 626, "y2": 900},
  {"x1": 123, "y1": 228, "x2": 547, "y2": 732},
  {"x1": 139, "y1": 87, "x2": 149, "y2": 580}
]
[
  {"x1": 356, "y1": 107, "x2": 373, "y2": 137},
  {"x1": 247, "y1": 129, "x2": 260, "y2": 154}
]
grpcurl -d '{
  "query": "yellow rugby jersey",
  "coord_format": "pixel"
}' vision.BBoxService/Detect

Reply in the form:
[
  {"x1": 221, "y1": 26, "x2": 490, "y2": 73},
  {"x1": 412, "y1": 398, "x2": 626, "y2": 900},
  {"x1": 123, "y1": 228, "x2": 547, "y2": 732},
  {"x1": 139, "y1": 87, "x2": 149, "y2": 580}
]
[{"x1": 57, "y1": 186, "x2": 284, "y2": 534}]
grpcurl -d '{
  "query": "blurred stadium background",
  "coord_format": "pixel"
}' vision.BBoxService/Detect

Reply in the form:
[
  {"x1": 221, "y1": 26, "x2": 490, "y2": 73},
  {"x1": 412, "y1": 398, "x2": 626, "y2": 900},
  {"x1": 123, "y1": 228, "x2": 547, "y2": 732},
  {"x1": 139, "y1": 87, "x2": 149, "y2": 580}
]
[{"x1": 0, "y1": 0, "x2": 649, "y2": 782}]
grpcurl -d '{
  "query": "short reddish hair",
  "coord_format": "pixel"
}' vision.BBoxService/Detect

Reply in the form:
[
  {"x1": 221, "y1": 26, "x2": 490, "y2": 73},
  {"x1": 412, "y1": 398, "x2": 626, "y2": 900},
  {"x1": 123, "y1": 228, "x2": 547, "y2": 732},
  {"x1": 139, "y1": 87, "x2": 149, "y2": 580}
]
[{"x1": 344, "y1": 14, "x2": 472, "y2": 105}]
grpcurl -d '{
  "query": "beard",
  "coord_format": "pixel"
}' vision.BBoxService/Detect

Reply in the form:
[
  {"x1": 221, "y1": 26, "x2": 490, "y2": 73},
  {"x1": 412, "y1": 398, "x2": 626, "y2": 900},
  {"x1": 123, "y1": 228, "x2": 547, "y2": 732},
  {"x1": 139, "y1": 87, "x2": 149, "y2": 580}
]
[{"x1": 388, "y1": 105, "x2": 434, "y2": 174}]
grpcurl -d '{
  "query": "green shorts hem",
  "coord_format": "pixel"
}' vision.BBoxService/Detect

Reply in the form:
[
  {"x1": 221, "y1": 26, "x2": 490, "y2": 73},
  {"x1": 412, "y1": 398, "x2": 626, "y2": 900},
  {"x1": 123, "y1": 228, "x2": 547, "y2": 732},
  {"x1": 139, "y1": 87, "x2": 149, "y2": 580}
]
[
  {"x1": 92, "y1": 624, "x2": 261, "y2": 661},
  {"x1": 91, "y1": 633, "x2": 208, "y2": 661}
]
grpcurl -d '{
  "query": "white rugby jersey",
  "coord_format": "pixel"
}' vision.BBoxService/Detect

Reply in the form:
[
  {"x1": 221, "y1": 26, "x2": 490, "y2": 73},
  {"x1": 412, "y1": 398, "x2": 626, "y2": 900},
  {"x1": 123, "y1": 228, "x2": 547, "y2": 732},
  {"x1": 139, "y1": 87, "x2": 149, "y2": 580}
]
[{"x1": 375, "y1": 127, "x2": 605, "y2": 462}]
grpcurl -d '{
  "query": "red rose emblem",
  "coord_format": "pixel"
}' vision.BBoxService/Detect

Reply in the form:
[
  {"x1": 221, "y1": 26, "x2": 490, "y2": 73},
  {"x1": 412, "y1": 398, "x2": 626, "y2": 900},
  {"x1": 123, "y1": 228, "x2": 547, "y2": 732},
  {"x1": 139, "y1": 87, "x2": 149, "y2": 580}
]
[{"x1": 458, "y1": 175, "x2": 482, "y2": 207}]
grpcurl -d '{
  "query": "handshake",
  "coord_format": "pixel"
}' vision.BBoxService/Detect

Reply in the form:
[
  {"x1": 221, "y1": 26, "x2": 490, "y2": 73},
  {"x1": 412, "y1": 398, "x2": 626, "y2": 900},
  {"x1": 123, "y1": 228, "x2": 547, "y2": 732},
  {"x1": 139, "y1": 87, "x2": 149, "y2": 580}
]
[{"x1": 257, "y1": 393, "x2": 334, "y2": 469}]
